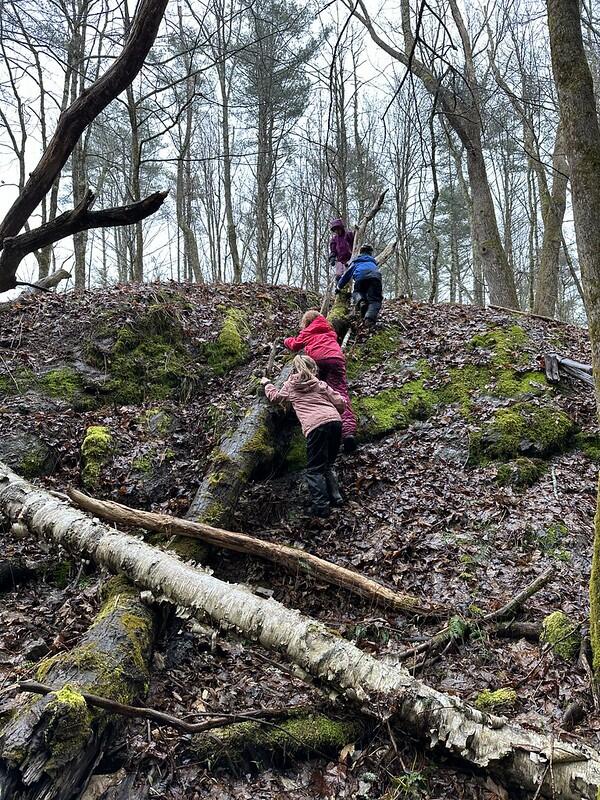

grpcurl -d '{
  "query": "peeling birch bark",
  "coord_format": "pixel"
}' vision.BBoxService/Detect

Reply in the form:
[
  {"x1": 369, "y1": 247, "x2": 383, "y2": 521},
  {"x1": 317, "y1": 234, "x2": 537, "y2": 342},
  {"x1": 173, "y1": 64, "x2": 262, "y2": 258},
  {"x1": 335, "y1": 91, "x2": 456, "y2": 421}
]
[{"x1": 2, "y1": 464, "x2": 599, "y2": 799}]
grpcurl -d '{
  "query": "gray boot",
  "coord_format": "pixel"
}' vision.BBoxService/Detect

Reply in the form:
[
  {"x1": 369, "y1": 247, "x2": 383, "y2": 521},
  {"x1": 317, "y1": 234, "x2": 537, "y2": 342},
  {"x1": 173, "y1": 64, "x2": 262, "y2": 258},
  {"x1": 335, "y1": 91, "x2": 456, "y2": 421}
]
[{"x1": 325, "y1": 469, "x2": 344, "y2": 507}]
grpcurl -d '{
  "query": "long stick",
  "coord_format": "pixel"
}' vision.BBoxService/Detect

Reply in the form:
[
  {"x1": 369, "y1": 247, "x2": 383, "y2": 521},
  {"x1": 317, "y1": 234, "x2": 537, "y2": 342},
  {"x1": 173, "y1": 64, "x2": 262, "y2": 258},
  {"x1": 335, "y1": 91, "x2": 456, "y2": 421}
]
[
  {"x1": 67, "y1": 487, "x2": 444, "y2": 618},
  {"x1": 16, "y1": 681, "x2": 304, "y2": 735}
]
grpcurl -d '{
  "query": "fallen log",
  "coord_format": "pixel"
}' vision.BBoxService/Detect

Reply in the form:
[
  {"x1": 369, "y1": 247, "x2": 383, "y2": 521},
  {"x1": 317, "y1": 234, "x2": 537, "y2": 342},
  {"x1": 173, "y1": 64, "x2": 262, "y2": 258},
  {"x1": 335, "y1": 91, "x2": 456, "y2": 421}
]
[
  {"x1": 0, "y1": 574, "x2": 155, "y2": 800},
  {"x1": 185, "y1": 366, "x2": 293, "y2": 525},
  {"x1": 186, "y1": 711, "x2": 363, "y2": 771},
  {"x1": 2, "y1": 465, "x2": 600, "y2": 798},
  {"x1": 67, "y1": 488, "x2": 444, "y2": 618}
]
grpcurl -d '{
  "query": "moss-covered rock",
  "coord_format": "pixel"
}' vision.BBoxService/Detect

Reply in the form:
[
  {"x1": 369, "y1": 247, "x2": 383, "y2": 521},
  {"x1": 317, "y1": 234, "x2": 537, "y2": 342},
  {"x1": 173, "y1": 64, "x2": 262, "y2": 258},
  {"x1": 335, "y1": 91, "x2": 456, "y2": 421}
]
[
  {"x1": 43, "y1": 685, "x2": 93, "y2": 771},
  {"x1": 138, "y1": 408, "x2": 174, "y2": 436},
  {"x1": 81, "y1": 425, "x2": 112, "y2": 489},
  {"x1": 542, "y1": 611, "x2": 581, "y2": 660},
  {"x1": 347, "y1": 326, "x2": 405, "y2": 379},
  {"x1": 496, "y1": 458, "x2": 547, "y2": 488},
  {"x1": 575, "y1": 432, "x2": 600, "y2": 461},
  {"x1": 87, "y1": 302, "x2": 201, "y2": 404},
  {"x1": 470, "y1": 403, "x2": 576, "y2": 462},
  {"x1": 475, "y1": 688, "x2": 517, "y2": 712},
  {"x1": 469, "y1": 324, "x2": 529, "y2": 367},
  {"x1": 203, "y1": 308, "x2": 249, "y2": 375},
  {"x1": 0, "y1": 432, "x2": 56, "y2": 478}
]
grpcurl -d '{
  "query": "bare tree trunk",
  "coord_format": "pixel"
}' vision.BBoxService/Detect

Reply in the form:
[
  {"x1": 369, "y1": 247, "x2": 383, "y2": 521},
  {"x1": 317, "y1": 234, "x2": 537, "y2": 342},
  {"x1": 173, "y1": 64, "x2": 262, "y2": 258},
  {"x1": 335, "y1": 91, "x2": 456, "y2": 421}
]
[
  {"x1": 547, "y1": 0, "x2": 600, "y2": 680},
  {"x1": 533, "y1": 131, "x2": 569, "y2": 316}
]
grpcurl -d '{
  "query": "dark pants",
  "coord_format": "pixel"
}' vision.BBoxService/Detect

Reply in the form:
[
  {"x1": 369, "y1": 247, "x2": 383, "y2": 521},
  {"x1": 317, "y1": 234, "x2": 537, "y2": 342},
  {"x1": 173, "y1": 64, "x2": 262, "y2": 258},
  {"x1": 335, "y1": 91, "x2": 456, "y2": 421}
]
[
  {"x1": 306, "y1": 420, "x2": 342, "y2": 513},
  {"x1": 352, "y1": 277, "x2": 383, "y2": 323},
  {"x1": 317, "y1": 357, "x2": 357, "y2": 439}
]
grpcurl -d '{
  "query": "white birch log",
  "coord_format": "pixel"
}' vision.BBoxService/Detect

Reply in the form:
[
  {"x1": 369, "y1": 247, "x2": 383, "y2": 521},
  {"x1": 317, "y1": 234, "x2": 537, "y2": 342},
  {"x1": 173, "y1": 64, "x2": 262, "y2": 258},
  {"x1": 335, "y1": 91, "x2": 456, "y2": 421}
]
[{"x1": 1, "y1": 462, "x2": 599, "y2": 799}]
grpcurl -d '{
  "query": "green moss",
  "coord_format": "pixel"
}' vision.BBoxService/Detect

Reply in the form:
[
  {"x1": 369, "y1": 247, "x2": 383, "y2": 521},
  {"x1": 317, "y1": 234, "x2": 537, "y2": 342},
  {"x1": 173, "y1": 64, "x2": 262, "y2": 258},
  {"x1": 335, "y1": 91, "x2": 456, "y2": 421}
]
[
  {"x1": 203, "y1": 308, "x2": 249, "y2": 375},
  {"x1": 132, "y1": 453, "x2": 153, "y2": 474},
  {"x1": 475, "y1": 688, "x2": 517, "y2": 712},
  {"x1": 20, "y1": 444, "x2": 52, "y2": 479},
  {"x1": 285, "y1": 428, "x2": 307, "y2": 471},
  {"x1": 354, "y1": 364, "x2": 436, "y2": 438},
  {"x1": 470, "y1": 403, "x2": 575, "y2": 463},
  {"x1": 496, "y1": 458, "x2": 546, "y2": 488},
  {"x1": 437, "y1": 365, "x2": 492, "y2": 414},
  {"x1": 88, "y1": 302, "x2": 200, "y2": 405},
  {"x1": 575, "y1": 432, "x2": 600, "y2": 461},
  {"x1": 542, "y1": 611, "x2": 581, "y2": 660},
  {"x1": 39, "y1": 367, "x2": 82, "y2": 401},
  {"x1": 191, "y1": 712, "x2": 361, "y2": 769},
  {"x1": 81, "y1": 425, "x2": 112, "y2": 488},
  {"x1": 347, "y1": 326, "x2": 405, "y2": 379},
  {"x1": 470, "y1": 325, "x2": 530, "y2": 367},
  {"x1": 138, "y1": 408, "x2": 173, "y2": 436},
  {"x1": 44, "y1": 685, "x2": 93, "y2": 771},
  {"x1": 0, "y1": 367, "x2": 35, "y2": 395},
  {"x1": 241, "y1": 419, "x2": 275, "y2": 463},
  {"x1": 46, "y1": 560, "x2": 72, "y2": 589}
]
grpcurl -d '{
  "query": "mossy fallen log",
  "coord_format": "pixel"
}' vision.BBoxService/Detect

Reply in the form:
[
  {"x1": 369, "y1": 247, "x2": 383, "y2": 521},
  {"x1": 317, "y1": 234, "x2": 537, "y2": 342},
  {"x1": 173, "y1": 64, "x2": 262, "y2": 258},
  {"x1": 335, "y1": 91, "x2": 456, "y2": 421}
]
[
  {"x1": 0, "y1": 575, "x2": 155, "y2": 800},
  {"x1": 187, "y1": 712, "x2": 363, "y2": 771},
  {"x1": 186, "y1": 376, "x2": 292, "y2": 525},
  {"x1": 3, "y1": 464, "x2": 600, "y2": 799}
]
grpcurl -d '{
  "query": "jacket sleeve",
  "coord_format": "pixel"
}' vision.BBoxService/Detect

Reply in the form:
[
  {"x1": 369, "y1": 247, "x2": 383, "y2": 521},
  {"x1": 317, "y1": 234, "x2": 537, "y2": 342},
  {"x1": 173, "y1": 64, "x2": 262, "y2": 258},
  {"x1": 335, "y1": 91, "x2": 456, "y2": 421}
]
[
  {"x1": 337, "y1": 262, "x2": 355, "y2": 289},
  {"x1": 283, "y1": 330, "x2": 308, "y2": 352},
  {"x1": 329, "y1": 237, "x2": 337, "y2": 265},
  {"x1": 322, "y1": 382, "x2": 346, "y2": 413},
  {"x1": 265, "y1": 380, "x2": 291, "y2": 404}
]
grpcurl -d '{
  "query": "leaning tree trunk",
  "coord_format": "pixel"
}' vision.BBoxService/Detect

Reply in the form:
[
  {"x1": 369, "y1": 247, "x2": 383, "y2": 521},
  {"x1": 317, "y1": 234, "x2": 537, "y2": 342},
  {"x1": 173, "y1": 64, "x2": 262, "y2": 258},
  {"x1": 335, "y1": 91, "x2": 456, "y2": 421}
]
[
  {"x1": 0, "y1": 573, "x2": 154, "y2": 800},
  {"x1": 2, "y1": 464, "x2": 600, "y2": 799},
  {"x1": 547, "y1": 0, "x2": 600, "y2": 682}
]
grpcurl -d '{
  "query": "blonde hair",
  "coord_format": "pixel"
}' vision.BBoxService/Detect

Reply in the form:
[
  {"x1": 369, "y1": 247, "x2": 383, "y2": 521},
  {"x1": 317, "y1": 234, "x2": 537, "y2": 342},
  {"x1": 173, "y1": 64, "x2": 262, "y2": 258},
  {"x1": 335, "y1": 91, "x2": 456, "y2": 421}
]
[
  {"x1": 293, "y1": 354, "x2": 318, "y2": 380},
  {"x1": 300, "y1": 309, "x2": 321, "y2": 329}
]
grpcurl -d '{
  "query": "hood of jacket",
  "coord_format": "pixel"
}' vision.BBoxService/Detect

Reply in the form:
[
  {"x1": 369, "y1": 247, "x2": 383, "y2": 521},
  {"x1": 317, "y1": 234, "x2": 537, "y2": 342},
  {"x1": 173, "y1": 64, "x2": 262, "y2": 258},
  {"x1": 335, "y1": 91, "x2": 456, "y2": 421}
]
[
  {"x1": 330, "y1": 217, "x2": 346, "y2": 232},
  {"x1": 289, "y1": 373, "x2": 320, "y2": 392},
  {"x1": 304, "y1": 315, "x2": 334, "y2": 336},
  {"x1": 352, "y1": 254, "x2": 377, "y2": 267}
]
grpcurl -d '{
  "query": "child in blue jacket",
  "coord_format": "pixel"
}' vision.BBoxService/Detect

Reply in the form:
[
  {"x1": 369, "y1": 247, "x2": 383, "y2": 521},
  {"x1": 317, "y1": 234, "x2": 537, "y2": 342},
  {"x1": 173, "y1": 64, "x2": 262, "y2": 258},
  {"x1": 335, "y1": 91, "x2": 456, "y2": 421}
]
[{"x1": 336, "y1": 243, "x2": 383, "y2": 326}]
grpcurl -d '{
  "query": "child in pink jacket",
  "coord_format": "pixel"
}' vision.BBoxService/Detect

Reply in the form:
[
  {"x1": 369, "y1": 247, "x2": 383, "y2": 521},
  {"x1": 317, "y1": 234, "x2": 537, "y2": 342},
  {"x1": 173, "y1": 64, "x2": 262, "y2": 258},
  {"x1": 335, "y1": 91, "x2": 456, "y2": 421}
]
[
  {"x1": 261, "y1": 354, "x2": 345, "y2": 518},
  {"x1": 284, "y1": 310, "x2": 358, "y2": 453}
]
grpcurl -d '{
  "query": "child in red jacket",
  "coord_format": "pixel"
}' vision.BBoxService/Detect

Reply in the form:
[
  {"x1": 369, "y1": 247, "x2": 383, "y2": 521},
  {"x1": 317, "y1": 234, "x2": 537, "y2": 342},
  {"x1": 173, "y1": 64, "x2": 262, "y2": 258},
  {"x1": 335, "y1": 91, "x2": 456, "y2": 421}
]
[
  {"x1": 261, "y1": 354, "x2": 345, "y2": 517},
  {"x1": 284, "y1": 310, "x2": 357, "y2": 453}
]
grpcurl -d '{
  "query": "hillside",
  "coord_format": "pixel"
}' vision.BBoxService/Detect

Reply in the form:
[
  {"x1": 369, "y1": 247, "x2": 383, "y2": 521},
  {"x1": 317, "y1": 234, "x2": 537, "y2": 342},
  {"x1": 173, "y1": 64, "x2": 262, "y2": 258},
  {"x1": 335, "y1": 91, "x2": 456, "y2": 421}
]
[{"x1": 0, "y1": 283, "x2": 599, "y2": 799}]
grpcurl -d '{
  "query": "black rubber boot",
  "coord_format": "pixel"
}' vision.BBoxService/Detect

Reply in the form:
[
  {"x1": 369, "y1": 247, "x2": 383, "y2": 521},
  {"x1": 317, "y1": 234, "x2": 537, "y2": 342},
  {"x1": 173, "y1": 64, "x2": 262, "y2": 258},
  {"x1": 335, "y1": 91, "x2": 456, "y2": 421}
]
[
  {"x1": 325, "y1": 469, "x2": 344, "y2": 507},
  {"x1": 342, "y1": 436, "x2": 357, "y2": 454},
  {"x1": 305, "y1": 470, "x2": 330, "y2": 517}
]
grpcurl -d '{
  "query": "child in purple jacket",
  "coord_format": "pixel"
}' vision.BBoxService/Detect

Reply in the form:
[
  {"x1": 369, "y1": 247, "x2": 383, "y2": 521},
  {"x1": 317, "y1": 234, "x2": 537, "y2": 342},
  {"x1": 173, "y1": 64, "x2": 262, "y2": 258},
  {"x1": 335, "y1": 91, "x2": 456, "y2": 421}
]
[
  {"x1": 261, "y1": 354, "x2": 346, "y2": 518},
  {"x1": 329, "y1": 218, "x2": 354, "y2": 279}
]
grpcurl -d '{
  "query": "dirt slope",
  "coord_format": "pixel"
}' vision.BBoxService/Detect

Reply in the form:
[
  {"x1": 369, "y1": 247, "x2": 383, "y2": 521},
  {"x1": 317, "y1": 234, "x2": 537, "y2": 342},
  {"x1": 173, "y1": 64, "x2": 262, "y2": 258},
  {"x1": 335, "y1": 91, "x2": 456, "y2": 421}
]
[{"x1": 0, "y1": 283, "x2": 598, "y2": 799}]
